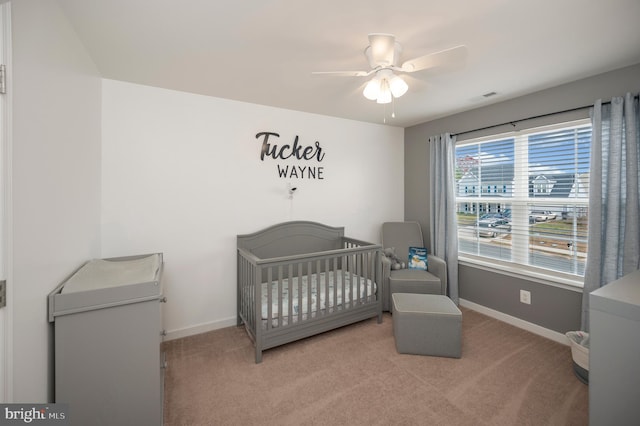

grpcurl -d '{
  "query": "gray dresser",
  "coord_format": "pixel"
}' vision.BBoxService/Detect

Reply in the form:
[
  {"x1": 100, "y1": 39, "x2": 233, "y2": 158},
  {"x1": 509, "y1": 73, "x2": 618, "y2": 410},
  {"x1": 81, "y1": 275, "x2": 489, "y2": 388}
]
[
  {"x1": 48, "y1": 253, "x2": 165, "y2": 426},
  {"x1": 589, "y1": 268, "x2": 640, "y2": 425}
]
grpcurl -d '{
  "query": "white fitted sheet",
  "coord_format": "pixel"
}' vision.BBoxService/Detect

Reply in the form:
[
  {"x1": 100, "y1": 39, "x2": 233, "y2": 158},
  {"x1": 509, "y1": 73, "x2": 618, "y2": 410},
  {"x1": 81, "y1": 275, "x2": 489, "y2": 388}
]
[{"x1": 261, "y1": 269, "x2": 376, "y2": 320}]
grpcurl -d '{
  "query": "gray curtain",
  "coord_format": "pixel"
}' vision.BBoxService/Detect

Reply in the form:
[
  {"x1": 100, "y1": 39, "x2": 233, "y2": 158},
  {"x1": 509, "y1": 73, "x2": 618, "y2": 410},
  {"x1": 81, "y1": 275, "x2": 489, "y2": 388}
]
[
  {"x1": 582, "y1": 93, "x2": 640, "y2": 331},
  {"x1": 429, "y1": 133, "x2": 459, "y2": 304}
]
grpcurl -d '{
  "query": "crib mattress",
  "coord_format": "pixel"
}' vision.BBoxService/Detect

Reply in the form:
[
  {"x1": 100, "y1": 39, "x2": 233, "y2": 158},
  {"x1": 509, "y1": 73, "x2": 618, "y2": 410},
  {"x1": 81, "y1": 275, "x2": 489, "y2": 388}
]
[{"x1": 262, "y1": 269, "x2": 376, "y2": 320}]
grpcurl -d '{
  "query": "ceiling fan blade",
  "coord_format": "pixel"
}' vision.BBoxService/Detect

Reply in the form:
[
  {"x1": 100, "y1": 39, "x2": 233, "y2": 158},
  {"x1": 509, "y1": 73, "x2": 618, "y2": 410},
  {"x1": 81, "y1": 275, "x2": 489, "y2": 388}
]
[
  {"x1": 311, "y1": 70, "x2": 371, "y2": 77},
  {"x1": 399, "y1": 45, "x2": 467, "y2": 73},
  {"x1": 367, "y1": 33, "x2": 396, "y2": 66}
]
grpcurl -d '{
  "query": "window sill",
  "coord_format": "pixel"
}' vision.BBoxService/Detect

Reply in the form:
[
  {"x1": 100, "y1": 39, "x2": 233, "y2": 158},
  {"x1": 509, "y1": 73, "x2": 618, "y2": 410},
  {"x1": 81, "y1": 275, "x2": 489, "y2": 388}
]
[{"x1": 458, "y1": 255, "x2": 584, "y2": 292}]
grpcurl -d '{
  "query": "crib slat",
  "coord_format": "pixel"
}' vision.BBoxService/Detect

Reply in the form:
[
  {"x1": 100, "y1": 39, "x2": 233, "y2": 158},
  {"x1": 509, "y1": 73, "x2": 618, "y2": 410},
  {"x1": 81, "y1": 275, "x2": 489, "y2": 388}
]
[
  {"x1": 363, "y1": 252, "x2": 369, "y2": 302},
  {"x1": 341, "y1": 257, "x2": 346, "y2": 309},
  {"x1": 287, "y1": 263, "x2": 293, "y2": 326},
  {"x1": 315, "y1": 260, "x2": 321, "y2": 316},
  {"x1": 331, "y1": 256, "x2": 344, "y2": 311},
  {"x1": 364, "y1": 253, "x2": 373, "y2": 301},
  {"x1": 277, "y1": 265, "x2": 283, "y2": 328},
  {"x1": 248, "y1": 259, "x2": 253, "y2": 329},
  {"x1": 361, "y1": 252, "x2": 367, "y2": 301},
  {"x1": 349, "y1": 253, "x2": 355, "y2": 306},
  {"x1": 247, "y1": 257, "x2": 254, "y2": 326},
  {"x1": 356, "y1": 253, "x2": 362, "y2": 304},
  {"x1": 306, "y1": 261, "x2": 312, "y2": 320},
  {"x1": 324, "y1": 258, "x2": 329, "y2": 316},
  {"x1": 297, "y1": 261, "x2": 303, "y2": 324},
  {"x1": 241, "y1": 256, "x2": 247, "y2": 323},
  {"x1": 367, "y1": 251, "x2": 372, "y2": 299},
  {"x1": 266, "y1": 267, "x2": 273, "y2": 330}
]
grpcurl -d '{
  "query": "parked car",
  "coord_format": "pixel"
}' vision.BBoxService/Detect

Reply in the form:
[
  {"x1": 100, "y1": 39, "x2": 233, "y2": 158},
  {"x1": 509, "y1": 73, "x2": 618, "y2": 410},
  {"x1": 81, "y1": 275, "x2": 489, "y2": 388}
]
[
  {"x1": 480, "y1": 212, "x2": 508, "y2": 220},
  {"x1": 477, "y1": 218, "x2": 512, "y2": 238},
  {"x1": 530, "y1": 210, "x2": 551, "y2": 222}
]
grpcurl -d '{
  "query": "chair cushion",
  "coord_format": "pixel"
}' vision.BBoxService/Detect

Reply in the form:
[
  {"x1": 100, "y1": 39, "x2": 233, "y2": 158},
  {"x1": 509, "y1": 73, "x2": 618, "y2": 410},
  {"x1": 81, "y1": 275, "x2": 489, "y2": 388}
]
[
  {"x1": 381, "y1": 222, "x2": 424, "y2": 267},
  {"x1": 389, "y1": 269, "x2": 441, "y2": 295}
]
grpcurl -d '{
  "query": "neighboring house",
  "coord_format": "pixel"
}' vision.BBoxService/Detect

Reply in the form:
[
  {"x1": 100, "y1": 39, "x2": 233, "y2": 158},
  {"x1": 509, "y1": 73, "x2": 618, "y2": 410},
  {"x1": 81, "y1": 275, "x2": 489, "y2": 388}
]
[
  {"x1": 530, "y1": 172, "x2": 589, "y2": 217},
  {"x1": 457, "y1": 164, "x2": 514, "y2": 215},
  {"x1": 529, "y1": 172, "x2": 590, "y2": 200},
  {"x1": 532, "y1": 175, "x2": 556, "y2": 195},
  {"x1": 457, "y1": 164, "x2": 514, "y2": 197}
]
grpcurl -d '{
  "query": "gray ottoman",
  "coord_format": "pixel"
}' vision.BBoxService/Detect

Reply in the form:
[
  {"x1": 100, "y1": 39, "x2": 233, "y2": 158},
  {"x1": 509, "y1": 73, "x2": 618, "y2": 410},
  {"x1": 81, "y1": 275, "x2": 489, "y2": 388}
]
[{"x1": 392, "y1": 293, "x2": 462, "y2": 358}]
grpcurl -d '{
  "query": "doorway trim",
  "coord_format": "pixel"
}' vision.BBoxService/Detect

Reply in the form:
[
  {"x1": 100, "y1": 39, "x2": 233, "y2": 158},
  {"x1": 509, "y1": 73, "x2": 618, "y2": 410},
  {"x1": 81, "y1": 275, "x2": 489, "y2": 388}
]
[{"x1": 0, "y1": 0, "x2": 13, "y2": 403}]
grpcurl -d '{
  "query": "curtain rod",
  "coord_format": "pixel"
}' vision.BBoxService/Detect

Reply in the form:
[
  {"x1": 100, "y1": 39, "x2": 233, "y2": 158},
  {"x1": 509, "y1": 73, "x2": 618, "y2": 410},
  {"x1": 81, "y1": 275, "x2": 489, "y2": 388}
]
[
  {"x1": 451, "y1": 94, "x2": 639, "y2": 138},
  {"x1": 451, "y1": 105, "x2": 590, "y2": 138}
]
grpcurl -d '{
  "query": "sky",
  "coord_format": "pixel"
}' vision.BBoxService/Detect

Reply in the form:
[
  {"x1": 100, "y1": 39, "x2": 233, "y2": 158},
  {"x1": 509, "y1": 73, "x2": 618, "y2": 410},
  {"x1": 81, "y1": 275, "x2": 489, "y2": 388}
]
[{"x1": 455, "y1": 124, "x2": 591, "y2": 178}]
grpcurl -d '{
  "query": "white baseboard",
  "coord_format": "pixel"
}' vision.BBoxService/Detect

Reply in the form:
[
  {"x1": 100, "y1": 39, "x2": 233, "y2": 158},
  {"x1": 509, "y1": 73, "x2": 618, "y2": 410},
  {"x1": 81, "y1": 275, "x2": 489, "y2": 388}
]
[
  {"x1": 165, "y1": 301, "x2": 570, "y2": 346},
  {"x1": 459, "y1": 298, "x2": 569, "y2": 346},
  {"x1": 164, "y1": 316, "x2": 238, "y2": 341}
]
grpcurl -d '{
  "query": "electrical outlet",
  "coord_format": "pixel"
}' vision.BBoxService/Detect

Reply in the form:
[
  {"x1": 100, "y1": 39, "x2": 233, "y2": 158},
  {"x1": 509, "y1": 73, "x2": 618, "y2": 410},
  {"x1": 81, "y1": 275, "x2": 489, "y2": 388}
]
[{"x1": 520, "y1": 289, "x2": 531, "y2": 305}]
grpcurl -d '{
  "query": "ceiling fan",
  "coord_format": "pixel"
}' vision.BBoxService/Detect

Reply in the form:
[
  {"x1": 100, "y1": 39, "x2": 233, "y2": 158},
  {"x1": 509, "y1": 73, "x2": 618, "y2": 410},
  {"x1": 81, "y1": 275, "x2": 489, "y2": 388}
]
[{"x1": 313, "y1": 33, "x2": 467, "y2": 104}]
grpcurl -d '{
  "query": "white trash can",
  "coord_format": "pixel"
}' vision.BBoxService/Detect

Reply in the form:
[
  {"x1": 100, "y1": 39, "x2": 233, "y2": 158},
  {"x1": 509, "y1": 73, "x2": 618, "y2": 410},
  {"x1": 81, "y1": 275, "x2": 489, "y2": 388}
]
[{"x1": 565, "y1": 331, "x2": 589, "y2": 384}]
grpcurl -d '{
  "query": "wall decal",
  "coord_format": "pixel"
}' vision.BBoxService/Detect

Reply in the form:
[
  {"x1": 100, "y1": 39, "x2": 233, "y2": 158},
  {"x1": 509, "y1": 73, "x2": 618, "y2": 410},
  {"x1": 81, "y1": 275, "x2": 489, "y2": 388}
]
[{"x1": 255, "y1": 131, "x2": 325, "y2": 179}]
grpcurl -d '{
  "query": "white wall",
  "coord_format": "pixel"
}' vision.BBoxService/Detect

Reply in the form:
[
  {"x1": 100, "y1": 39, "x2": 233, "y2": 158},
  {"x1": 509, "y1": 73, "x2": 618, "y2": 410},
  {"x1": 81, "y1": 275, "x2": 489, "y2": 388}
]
[
  {"x1": 101, "y1": 79, "x2": 404, "y2": 338},
  {"x1": 11, "y1": 0, "x2": 102, "y2": 401}
]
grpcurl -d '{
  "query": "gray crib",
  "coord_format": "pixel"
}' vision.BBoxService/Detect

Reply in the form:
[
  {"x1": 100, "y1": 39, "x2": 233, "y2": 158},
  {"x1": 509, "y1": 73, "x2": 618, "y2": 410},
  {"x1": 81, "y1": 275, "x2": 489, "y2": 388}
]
[{"x1": 237, "y1": 221, "x2": 383, "y2": 363}]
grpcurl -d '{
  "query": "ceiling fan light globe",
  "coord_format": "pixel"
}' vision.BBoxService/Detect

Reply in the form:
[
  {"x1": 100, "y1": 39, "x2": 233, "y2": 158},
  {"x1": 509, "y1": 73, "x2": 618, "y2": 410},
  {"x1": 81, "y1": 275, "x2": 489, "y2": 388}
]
[
  {"x1": 376, "y1": 78, "x2": 392, "y2": 104},
  {"x1": 363, "y1": 78, "x2": 380, "y2": 101},
  {"x1": 389, "y1": 75, "x2": 408, "y2": 98},
  {"x1": 376, "y1": 87, "x2": 392, "y2": 104}
]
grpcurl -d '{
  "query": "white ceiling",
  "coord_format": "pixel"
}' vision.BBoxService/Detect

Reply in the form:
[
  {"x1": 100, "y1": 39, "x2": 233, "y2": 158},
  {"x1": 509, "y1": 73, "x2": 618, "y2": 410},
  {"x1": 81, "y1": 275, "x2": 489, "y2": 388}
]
[{"x1": 56, "y1": 0, "x2": 640, "y2": 127}]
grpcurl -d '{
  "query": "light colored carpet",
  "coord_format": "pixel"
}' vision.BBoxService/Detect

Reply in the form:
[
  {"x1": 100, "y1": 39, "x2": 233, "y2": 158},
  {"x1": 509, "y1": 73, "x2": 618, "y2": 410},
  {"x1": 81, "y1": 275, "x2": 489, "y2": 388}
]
[{"x1": 162, "y1": 308, "x2": 588, "y2": 425}]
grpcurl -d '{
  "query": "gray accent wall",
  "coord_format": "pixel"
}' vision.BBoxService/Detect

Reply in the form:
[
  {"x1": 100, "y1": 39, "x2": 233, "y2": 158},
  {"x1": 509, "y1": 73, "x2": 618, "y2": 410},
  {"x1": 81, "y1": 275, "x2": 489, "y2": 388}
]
[
  {"x1": 459, "y1": 264, "x2": 582, "y2": 333},
  {"x1": 404, "y1": 63, "x2": 640, "y2": 333}
]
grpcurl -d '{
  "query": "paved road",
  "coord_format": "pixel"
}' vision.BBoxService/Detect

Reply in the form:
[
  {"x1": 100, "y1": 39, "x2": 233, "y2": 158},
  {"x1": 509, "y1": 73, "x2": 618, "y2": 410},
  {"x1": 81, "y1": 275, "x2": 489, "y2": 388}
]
[{"x1": 459, "y1": 228, "x2": 586, "y2": 275}]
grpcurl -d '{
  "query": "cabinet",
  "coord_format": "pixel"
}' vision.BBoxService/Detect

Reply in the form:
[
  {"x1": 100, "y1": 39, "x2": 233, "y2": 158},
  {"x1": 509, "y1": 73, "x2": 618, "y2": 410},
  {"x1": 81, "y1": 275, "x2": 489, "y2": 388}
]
[
  {"x1": 589, "y1": 269, "x2": 640, "y2": 425},
  {"x1": 48, "y1": 253, "x2": 165, "y2": 426}
]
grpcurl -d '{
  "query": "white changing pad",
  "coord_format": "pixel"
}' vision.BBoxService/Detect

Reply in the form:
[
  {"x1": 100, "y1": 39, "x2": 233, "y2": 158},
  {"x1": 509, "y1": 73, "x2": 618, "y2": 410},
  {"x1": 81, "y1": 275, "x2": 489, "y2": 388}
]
[{"x1": 62, "y1": 254, "x2": 161, "y2": 294}]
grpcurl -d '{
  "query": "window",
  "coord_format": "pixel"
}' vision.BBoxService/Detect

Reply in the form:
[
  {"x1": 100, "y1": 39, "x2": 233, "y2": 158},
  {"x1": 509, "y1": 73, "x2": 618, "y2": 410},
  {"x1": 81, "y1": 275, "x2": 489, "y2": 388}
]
[{"x1": 455, "y1": 121, "x2": 590, "y2": 283}]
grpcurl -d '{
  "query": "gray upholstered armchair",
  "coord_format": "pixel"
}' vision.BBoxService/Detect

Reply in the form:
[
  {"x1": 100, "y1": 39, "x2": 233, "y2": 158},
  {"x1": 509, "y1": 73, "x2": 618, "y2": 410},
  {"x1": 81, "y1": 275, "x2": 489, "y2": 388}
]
[{"x1": 380, "y1": 221, "x2": 448, "y2": 311}]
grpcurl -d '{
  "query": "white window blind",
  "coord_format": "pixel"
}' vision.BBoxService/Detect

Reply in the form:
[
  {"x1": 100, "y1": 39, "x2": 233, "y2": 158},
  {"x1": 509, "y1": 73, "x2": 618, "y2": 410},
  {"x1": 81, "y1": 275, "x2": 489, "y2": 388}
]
[{"x1": 455, "y1": 120, "x2": 591, "y2": 282}]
